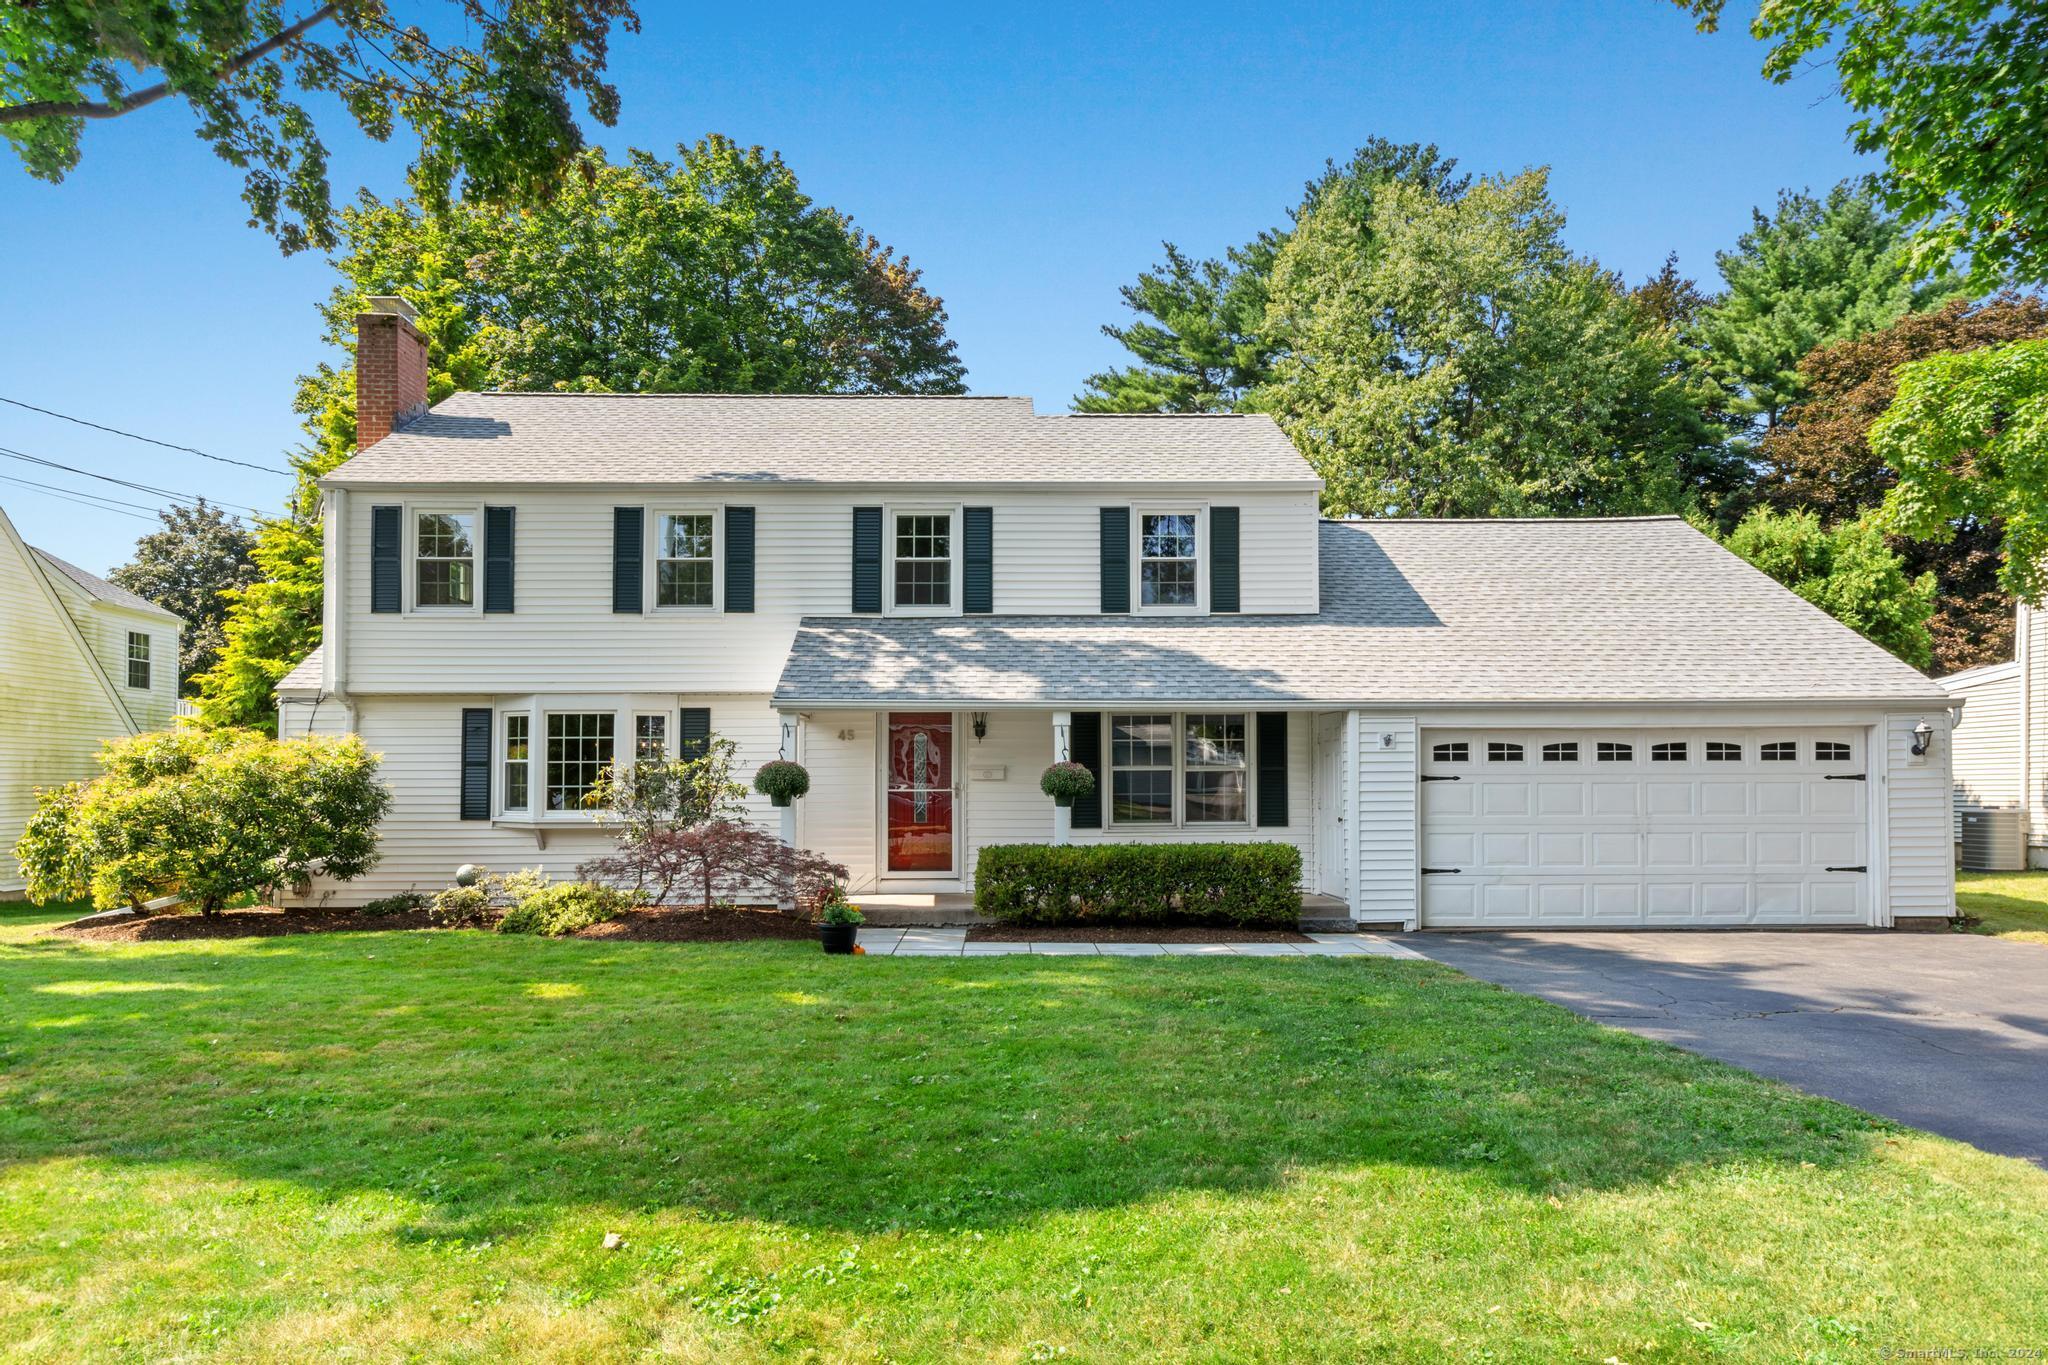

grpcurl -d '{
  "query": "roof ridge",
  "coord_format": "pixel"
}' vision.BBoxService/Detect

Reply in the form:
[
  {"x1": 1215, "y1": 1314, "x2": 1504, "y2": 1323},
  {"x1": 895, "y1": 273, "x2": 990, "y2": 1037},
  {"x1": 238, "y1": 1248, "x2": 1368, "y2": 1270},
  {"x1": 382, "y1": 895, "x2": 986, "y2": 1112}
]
[
  {"x1": 441, "y1": 390, "x2": 1026, "y2": 401},
  {"x1": 1323, "y1": 514, "x2": 1688, "y2": 525}
]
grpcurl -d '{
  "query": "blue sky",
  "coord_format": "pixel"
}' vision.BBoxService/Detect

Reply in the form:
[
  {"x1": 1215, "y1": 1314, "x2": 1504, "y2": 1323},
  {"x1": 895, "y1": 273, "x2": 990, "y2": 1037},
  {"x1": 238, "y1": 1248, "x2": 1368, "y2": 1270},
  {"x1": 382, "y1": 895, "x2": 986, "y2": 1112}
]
[{"x1": 0, "y1": 0, "x2": 1867, "y2": 572}]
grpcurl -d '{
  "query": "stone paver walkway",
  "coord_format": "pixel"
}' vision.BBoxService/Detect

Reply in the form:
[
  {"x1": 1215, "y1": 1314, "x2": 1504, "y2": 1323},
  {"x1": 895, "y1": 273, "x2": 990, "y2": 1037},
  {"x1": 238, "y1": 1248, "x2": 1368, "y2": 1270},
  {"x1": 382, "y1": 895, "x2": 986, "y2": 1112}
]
[{"x1": 858, "y1": 928, "x2": 1425, "y2": 959}]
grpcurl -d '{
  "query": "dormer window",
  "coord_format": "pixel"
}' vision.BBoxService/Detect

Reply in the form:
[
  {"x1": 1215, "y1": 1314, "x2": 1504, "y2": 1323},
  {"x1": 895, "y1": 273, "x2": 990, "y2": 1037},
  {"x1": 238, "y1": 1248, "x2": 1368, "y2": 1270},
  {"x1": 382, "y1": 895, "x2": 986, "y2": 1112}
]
[{"x1": 1138, "y1": 511, "x2": 1199, "y2": 610}]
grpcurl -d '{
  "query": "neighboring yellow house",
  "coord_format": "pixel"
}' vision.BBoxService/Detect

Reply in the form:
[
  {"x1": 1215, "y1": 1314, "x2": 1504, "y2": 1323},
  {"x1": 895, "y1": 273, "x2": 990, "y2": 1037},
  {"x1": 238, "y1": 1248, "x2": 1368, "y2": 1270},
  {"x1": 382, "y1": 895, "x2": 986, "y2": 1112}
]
[{"x1": 0, "y1": 502, "x2": 182, "y2": 897}]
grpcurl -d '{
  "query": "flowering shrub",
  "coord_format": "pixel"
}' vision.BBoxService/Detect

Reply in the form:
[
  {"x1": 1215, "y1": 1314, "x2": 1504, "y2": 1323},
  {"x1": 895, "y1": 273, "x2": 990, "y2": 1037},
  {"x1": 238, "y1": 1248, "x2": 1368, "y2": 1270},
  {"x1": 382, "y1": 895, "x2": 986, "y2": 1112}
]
[
  {"x1": 581, "y1": 819, "x2": 846, "y2": 915},
  {"x1": 974, "y1": 842, "x2": 1302, "y2": 927},
  {"x1": 752, "y1": 760, "x2": 811, "y2": 805},
  {"x1": 1038, "y1": 761, "x2": 1096, "y2": 807},
  {"x1": 814, "y1": 885, "x2": 865, "y2": 926}
]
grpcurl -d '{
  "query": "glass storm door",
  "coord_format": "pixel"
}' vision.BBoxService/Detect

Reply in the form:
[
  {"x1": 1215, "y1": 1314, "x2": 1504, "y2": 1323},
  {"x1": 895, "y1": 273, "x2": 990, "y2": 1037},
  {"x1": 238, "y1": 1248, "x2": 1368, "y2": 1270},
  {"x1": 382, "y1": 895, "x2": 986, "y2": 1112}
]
[{"x1": 886, "y1": 712, "x2": 955, "y2": 874}]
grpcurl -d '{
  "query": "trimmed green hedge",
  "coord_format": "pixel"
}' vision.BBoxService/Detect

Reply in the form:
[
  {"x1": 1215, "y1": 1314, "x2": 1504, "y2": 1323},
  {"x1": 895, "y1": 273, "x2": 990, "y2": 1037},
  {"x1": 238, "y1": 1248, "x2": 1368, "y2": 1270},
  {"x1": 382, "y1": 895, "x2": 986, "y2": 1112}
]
[{"x1": 974, "y1": 842, "x2": 1302, "y2": 927}]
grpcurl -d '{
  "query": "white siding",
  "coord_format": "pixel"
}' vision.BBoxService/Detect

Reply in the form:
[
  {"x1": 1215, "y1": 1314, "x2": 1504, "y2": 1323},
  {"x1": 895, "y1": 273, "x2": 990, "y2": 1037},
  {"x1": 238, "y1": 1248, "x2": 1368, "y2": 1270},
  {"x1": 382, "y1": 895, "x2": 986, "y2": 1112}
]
[
  {"x1": 338, "y1": 489, "x2": 1322, "y2": 697},
  {"x1": 1351, "y1": 715, "x2": 1419, "y2": 928},
  {"x1": 798, "y1": 711, "x2": 879, "y2": 891},
  {"x1": 277, "y1": 692, "x2": 354, "y2": 741},
  {"x1": 285, "y1": 692, "x2": 783, "y2": 905},
  {"x1": 1885, "y1": 711, "x2": 1956, "y2": 922},
  {"x1": 1943, "y1": 667, "x2": 2022, "y2": 835},
  {"x1": 0, "y1": 518, "x2": 135, "y2": 895},
  {"x1": 39, "y1": 574, "x2": 180, "y2": 734}
]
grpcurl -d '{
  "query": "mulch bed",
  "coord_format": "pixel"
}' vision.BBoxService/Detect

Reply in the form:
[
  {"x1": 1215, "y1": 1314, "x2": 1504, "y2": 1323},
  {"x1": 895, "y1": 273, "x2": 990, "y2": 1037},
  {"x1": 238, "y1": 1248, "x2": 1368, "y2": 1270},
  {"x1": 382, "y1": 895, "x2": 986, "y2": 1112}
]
[
  {"x1": 573, "y1": 906, "x2": 815, "y2": 942},
  {"x1": 56, "y1": 907, "x2": 437, "y2": 942},
  {"x1": 53, "y1": 904, "x2": 817, "y2": 944},
  {"x1": 968, "y1": 924, "x2": 1313, "y2": 944}
]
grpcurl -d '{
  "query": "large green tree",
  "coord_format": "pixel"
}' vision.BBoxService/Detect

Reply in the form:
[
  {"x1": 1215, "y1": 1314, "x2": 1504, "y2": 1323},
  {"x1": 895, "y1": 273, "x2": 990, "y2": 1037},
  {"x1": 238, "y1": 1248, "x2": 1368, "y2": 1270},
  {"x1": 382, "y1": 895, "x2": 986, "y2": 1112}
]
[
  {"x1": 1757, "y1": 296, "x2": 2048, "y2": 671},
  {"x1": 1, "y1": 0, "x2": 637, "y2": 253},
  {"x1": 1875, "y1": 336, "x2": 2048, "y2": 607},
  {"x1": 1075, "y1": 139, "x2": 1468, "y2": 413},
  {"x1": 1677, "y1": 0, "x2": 2048, "y2": 290},
  {"x1": 1691, "y1": 183, "x2": 1962, "y2": 434},
  {"x1": 1248, "y1": 168, "x2": 1717, "y2": 519},
  {"x1": 1723, "y1": 507, "x2": 1937, "y2": 669},
  {"x1": 107, "y1": 499, "x2": 260, "y2": 691},
  {"x1": 196, "y1": 136, "x2": 965, "y2": 729}
]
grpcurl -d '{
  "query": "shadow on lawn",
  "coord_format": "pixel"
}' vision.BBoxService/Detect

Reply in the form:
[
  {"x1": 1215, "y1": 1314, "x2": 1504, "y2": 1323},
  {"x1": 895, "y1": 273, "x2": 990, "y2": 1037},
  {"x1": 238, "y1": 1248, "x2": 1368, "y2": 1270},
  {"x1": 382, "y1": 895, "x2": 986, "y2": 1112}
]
[{"x1": 0, "y1": 930, "x2": 1892, "y2": 1240}]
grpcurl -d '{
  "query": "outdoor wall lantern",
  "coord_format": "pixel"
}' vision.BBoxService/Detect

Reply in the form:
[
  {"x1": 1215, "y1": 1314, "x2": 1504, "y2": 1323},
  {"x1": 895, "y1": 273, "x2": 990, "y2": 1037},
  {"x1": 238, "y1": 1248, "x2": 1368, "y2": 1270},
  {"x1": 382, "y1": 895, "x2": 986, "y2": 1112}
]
[
  {"x1": 1911, "y1": 720, "x2": 1934, "y2": 756},
  {"x1": 972, "y1": 712, "x2": 989, "y2": 741}
]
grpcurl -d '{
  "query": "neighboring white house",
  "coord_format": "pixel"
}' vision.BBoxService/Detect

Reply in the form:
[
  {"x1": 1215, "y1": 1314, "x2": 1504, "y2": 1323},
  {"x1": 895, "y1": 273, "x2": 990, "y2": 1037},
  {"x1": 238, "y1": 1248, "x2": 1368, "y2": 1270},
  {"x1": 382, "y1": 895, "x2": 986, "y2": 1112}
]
[
  {"x1": 277, "y1": 297, "x2": 1959, "y2": 928},
  {"x1": 1939, "y1": 603, "x2": 2046, "y2": 868},
  {"x1": 1, "y1": 502, "x2": 182, "y2": 896}
]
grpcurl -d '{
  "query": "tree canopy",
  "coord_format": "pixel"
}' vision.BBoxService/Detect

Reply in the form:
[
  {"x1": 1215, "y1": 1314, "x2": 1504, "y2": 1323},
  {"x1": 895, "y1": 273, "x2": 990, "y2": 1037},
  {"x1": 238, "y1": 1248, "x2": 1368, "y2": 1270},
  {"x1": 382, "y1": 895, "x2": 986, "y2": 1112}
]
[
  {"x1": 1689, "y1": 183, "x2": 1962, "y2": 434},
  {"x1": 1250, "y1": 168, "x2": 1717, "y2": 518},
  {"x1": 1875, "y1": 336, "x2": 2048, "y2": 607},
  {"x1": 1, "y1": 0, "x2": 638, "y2": 254},
  {"x1": 1754, "y1": 297, "x2": 2048, "y2": 671},
  {"x1": 107, "y1": 499, "x2": 260, "y2": 692},
  {"x1": 1677, "y1": 0, "x2": 2048, "y2": 290},
  {"x1": 1722, "y1": 507, "x2": 1938, "y2": 670}
]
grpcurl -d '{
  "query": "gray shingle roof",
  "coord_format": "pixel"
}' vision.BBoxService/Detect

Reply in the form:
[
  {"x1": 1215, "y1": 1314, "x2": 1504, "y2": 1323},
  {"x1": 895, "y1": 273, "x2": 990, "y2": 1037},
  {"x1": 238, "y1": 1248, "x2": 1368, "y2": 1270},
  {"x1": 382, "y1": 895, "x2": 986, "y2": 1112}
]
[
  {"x1": 321, "y1": 393, "x2": 1320, "y2": 487},
  {"x1": 276, "y1": 645, "x2": 324, "y2": 692},
  {"x1": 31, "y1": 547, "x2": 180, "y2": 620},
  {"x1": 773, "y1": 518, "x2": 1951, "y2": 707}
]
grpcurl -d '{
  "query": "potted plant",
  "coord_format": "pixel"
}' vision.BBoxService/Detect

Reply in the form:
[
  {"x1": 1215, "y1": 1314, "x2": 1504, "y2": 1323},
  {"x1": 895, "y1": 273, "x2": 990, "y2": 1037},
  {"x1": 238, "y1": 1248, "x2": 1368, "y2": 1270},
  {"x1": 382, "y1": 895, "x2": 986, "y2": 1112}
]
[
  {"x1": 753, "y1": 759, "x2": 811, "y2": 808},
  {"x1": 816, "y1": 888, "x2": 864, "y2": 954},
  {"x1": 1039, "y1": 761, "x2": 1096, "y2": 809}
]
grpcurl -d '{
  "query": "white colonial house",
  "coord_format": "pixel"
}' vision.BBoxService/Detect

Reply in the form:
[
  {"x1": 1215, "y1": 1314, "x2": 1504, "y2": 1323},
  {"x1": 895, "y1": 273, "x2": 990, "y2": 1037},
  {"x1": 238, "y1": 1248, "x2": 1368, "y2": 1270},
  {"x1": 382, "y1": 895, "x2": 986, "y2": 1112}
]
[
  {"x1": 2, "y1": 501, "x2": 182, "y2": 896},
  {"x1": 278, "y1": 298, "x2": 1959, "y2": 929},
  {"x1": 1939, "y1": 602, "x2": 2047, "y2": 869}
]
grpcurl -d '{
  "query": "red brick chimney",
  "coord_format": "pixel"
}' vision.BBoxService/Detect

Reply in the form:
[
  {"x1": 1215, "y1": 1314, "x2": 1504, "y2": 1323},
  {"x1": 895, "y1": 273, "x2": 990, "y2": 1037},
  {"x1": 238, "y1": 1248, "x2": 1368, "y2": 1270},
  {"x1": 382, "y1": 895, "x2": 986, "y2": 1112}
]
[{"x1": 355, "y1": 296, "x2": 429, "y2": 451}]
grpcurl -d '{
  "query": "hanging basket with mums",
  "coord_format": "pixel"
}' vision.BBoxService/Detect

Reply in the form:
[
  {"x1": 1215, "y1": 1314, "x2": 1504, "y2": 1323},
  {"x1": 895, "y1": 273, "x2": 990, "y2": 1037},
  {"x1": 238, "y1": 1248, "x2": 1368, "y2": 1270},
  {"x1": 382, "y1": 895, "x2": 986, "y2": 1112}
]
[
  {"x1": 1039, "y1": 761, "x2": 1096, "y2": 809},
  {"x1": 753, "y1": 760, "x2": 812, "y2": 808}
]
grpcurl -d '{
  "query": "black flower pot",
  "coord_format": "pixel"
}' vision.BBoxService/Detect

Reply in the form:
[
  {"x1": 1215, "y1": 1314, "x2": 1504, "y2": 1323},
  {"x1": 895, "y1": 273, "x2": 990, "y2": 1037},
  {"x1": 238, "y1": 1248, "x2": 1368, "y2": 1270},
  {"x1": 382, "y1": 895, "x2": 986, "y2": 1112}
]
[
  {"x1": 1052, "y1": 792, "x2": 1073, "y2": 808},
  {"x1": 819, "y1": 923, "x2": 858, "y2": 955},
  {"x1": 771, "y1": 793, "x2": 792, "y2": 808}
]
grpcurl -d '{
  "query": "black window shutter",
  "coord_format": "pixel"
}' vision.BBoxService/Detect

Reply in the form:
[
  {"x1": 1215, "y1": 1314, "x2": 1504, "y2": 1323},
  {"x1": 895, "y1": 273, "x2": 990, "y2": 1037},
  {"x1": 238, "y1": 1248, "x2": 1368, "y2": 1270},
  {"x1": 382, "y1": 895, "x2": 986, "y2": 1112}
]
[
  {"x1": 1211, "y1": 506, "x2": 1240, "y2": 613},
  {"x1": 1069, "y1": 711, "x2": 1104, "y2": 829},
  {"x1": 370, "y1": 505, "x2": 402, "y2": 613},
  {"x1": 852, "y1": 507, "x2": 883, "y2": 613},
  {"x1": 483, "y1": 506, "x2": 515, "y2": 613},
  {"x1": 1256, "y1": 712, "x2": 1289, "y2": 826},
  {"x1": 677, "y1": 707, "x2": 711, "y2": 760},
  {"x1": 1099, "y1": 508, "x2": 1130, "y2": 614},
  {"x1": 963, "y1": 506, "x2": 993, "y2": 614},
  {"x1": 460, "y1": 707, "x2": 491, "y2": 820},
  {"x1": 725, "y1": 506, "x2": 755, "y2": 613},
  {"x1": 612, "y1": 506, "x2": 644, "y2": 614}
]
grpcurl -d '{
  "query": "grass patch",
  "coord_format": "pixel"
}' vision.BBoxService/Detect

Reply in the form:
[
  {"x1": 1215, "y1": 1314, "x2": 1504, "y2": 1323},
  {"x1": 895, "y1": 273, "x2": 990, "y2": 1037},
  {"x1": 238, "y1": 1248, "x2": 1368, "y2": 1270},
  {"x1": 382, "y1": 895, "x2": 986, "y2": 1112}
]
[
  {"x1": 1956, "y1": 870, "x2": 2048, "y2": 944},
  {"x1": 2, "y1": 925, "x2": 2045, "y2": 1360}
]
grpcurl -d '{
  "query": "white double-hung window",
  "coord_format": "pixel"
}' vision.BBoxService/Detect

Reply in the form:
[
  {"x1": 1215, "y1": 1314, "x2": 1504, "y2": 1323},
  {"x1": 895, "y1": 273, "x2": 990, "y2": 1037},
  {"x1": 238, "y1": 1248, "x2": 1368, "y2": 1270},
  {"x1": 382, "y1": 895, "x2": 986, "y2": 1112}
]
[
  {"x1": 891, "y1": 510, "x2": 956, "y2": 613},
  {"x1": 655, "y1": 511, "x2": 715, "y2": 609},
  {"x1": 1137, "y1": 510, "x2": 1200, "y2": 611},
  {"x1": 1108, "y1": 711, "x2": 1249, "y2": 826},
  {"x1": 415, "y1": 510, "x2": 476, "y2": 608}
]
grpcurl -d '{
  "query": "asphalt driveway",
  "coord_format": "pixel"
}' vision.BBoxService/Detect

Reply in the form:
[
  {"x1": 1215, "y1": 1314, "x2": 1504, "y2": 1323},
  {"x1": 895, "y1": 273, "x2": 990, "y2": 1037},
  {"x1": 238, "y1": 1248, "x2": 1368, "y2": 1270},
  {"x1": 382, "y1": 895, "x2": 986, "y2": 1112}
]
[{"x1": 1409, "y1": 932, "x2": 2048, "y2": 1166}]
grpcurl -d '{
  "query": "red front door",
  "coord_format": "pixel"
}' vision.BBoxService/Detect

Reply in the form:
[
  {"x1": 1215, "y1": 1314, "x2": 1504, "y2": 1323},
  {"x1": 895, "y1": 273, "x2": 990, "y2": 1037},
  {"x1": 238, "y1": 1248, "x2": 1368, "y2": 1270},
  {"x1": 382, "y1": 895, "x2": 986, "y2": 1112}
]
[{"x1": 886, "y1": 712, "x2": 954, "y2": 873}]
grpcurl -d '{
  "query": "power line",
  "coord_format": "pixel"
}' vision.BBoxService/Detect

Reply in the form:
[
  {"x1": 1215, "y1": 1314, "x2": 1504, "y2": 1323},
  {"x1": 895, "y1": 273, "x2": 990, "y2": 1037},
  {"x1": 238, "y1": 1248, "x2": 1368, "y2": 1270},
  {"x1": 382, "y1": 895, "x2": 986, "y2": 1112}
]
[
  {"x1": 0, "y1": 474, "x2": 159, "y2": 524},
  {"x1": 0, "y1": 394, "x2": 293, "y2": 475},
  {"x1": 0, "y1": 469, "x2": 163, "y2": 514},
  {"x1": 0, "y1": 445, "x2": 268, "y2": 517}
]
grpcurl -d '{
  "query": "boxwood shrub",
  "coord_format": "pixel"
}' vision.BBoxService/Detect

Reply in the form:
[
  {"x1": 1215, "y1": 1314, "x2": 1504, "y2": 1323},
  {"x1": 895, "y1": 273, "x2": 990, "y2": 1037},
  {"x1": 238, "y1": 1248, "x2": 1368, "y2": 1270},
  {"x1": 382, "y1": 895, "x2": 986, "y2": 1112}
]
[{"x1": 973, "y1": 842, "x2": 1302, "y2": 927}]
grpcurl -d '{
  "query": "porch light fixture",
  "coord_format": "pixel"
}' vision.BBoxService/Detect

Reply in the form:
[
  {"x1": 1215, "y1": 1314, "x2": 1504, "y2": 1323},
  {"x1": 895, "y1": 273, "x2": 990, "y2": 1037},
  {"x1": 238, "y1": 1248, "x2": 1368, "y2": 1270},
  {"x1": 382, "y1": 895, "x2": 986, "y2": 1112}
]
[
  {"x1": 972, "y1": 711, "x2": 989, "y2": 741},
  {"x1": 1910, "y1": 720, "x2": 1934, "y2": 756}
]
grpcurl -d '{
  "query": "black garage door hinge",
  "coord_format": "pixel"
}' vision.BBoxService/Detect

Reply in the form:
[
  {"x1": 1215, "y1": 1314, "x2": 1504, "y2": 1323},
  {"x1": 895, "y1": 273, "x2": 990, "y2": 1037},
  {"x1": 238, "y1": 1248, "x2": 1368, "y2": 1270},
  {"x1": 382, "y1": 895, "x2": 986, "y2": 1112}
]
[
  {"x1": 1823, "y1": 773, "x2": 1867, "y2": 781},
  {"x1": 1420, "y1": 867, "x2": 1462, "y2": 875},
  {"x1": 1825, "y1": 865, "x2": 1868, "y2": 873},
  {"x1": 1420, "y1": 774, "x2": 1461, "y2": 783}
]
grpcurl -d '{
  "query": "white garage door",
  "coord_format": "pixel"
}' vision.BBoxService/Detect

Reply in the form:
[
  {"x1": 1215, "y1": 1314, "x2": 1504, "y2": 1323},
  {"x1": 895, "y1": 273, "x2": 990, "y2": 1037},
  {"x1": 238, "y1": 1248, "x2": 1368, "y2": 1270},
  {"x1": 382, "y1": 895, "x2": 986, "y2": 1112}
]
[{"x1": 1419, "y1": 728, "x2": 1871, "y2": 928}]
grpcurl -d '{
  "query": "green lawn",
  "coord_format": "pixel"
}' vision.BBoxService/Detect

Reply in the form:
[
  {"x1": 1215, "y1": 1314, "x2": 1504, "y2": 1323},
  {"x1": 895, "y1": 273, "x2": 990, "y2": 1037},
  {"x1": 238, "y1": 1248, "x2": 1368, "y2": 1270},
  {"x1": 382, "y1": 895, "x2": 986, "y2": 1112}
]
[
  {"x1": 3, "y1": 906, "x2": 2046, "y2": 1361},
  {"x1": 1957, "y1": 869, "x2": 2048, "y2": 944}
]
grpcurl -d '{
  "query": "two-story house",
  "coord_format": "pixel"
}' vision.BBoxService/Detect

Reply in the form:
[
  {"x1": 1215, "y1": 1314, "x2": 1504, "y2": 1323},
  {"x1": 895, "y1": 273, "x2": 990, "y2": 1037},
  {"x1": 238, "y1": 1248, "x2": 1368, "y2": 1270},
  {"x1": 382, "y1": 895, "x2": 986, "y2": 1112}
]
[
  {"x1": 278, "y1": 298, "x2": 1960, "y2": 929},
  {"x1": 2, "y1": 501, "x2": 182, "y2": 896}
]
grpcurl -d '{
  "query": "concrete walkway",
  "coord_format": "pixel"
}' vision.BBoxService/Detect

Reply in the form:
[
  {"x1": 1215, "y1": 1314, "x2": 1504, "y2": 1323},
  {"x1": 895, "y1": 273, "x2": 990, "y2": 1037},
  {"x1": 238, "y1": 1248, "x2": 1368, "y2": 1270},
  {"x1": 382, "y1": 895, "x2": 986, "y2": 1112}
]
[{"x1": 859, "y1": 928, "x2": 1425, "y2": 958}]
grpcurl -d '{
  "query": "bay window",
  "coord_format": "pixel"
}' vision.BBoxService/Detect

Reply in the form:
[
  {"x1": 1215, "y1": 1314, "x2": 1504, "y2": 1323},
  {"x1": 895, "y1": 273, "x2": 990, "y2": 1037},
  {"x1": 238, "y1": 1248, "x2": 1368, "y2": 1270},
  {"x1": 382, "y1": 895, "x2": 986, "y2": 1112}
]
[
  {"x1": 503, "y1": 714, "x2": 530, "y2": 811},
  {"x1": 545, "y1": 712, "x2": 614, "y2": 811}
]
